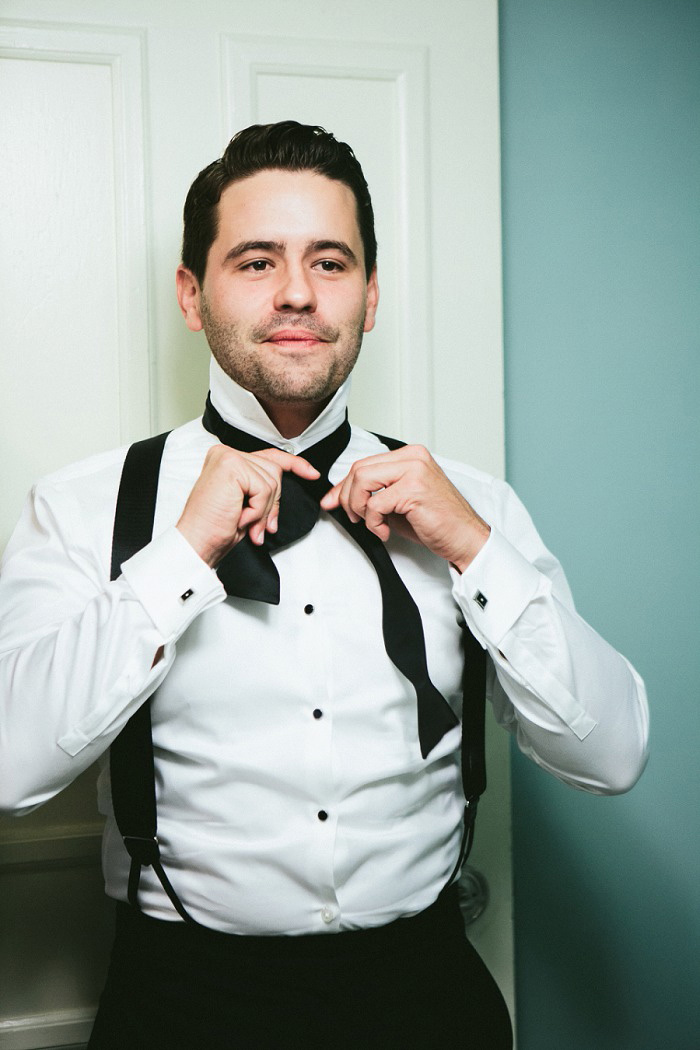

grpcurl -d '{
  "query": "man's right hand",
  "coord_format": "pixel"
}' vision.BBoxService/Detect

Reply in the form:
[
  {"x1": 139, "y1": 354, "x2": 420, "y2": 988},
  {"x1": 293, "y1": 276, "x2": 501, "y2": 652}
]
[{"x1": 176, "y1": 444, "x2": 320, "y2": 568}]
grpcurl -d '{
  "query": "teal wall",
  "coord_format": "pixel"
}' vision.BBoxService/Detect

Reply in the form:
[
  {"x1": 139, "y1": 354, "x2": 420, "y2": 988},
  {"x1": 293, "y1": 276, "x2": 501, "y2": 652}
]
[{"x1": 499, "y1": 2, "x2": 700, "y2": 1048}]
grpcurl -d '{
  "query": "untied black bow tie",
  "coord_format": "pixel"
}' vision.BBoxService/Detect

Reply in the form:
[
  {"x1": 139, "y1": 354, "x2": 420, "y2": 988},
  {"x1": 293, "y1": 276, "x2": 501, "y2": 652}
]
[{"x1": 202, "y1": 395, "x2": 459, "y2": 758}]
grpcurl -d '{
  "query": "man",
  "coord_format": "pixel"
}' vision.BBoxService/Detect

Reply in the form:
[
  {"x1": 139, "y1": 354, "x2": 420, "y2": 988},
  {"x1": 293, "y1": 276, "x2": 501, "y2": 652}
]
[{"x1": 0, "y1": 122, "x2": 648, "y2": 1048}]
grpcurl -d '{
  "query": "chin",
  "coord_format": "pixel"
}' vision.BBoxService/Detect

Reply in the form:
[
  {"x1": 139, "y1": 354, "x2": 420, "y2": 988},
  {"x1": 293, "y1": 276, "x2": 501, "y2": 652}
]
[{"x1": 256, "y1": 370, "x2": 344, "y2": 406}]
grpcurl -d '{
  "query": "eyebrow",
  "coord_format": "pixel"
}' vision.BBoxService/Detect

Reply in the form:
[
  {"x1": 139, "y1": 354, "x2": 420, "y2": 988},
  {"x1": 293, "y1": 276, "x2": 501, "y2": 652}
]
[
  {"x1": 223, "y1": 239, "x2": 358, "y2": 266},
  {"x1": 224, "y1": 240, "x2": 285, "y2": 263},
  {"x1": 308, "y1": 240, "x2": 358, "y2": 264}
]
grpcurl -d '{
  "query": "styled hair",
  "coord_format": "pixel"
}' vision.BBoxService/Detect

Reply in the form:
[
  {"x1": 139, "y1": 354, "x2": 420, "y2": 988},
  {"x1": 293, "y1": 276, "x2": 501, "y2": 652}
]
[{"x1": 181, "y1": 120, "x2": 377, "y2": 283}]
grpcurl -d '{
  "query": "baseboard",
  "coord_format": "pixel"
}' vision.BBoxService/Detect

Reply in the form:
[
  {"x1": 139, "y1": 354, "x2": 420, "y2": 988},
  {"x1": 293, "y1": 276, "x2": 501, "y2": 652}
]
[{"x1": 0, "y1": 1007, "x2": 95, "y2": 1050}]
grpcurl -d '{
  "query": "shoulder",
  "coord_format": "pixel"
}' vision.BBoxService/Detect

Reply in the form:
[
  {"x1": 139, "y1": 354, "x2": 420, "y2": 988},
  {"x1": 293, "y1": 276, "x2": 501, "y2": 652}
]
[
  {"x1": 433, "y1": 451, "x2": 571, "y2": 593},
  {"x1": 432, "y1": 451, "x2": 504, "y2": 519},
  {"x1": 344, "y1": 424, "x2": 391, "y2": 460},
  {"x1": 32, "y1": 418, "x2": 210, "y2": 501},
  {"x1": 10, "y1": 419, "x2": 211, "y2": 562},
  {"x1": 345, "y1": 424, "x2": 549, "y2": 554},
  {"x1": 345, "y1": 424, "x2": 504, "y2": 513}
]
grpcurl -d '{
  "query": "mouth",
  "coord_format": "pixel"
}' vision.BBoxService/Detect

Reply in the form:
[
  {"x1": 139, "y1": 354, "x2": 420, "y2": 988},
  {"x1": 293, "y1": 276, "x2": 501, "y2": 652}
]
[{"x1": 263, "y1": 329, "x2": 330, "y2": 350}]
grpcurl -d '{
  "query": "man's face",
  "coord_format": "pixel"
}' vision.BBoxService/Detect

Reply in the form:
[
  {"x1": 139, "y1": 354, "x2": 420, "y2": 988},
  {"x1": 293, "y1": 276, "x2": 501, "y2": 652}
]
[{"x1": 178, "y1": 169, "x2": 378, "y2": 425}]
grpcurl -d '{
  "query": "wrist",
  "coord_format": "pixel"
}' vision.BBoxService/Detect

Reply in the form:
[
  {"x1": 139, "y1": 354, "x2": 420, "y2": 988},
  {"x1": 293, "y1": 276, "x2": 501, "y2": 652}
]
[
  {"x1": 176, "y1": 520, "x2": 231, "y2": 568},
  {"x1": 450, "y1": 520, "x2": 491, "y2": 574}
]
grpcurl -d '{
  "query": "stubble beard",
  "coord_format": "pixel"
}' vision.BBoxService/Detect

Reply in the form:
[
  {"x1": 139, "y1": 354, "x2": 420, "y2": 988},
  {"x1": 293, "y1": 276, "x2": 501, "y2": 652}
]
[{"x1": 200, "y1": 297, "x2": 366, "y2": 407}]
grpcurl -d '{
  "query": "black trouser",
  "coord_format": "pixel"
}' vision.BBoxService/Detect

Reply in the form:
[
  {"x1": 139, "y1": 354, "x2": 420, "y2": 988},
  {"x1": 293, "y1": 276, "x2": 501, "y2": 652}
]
[{"x1": 88, "y1": 888, "x2": 513, "y2": 1049}]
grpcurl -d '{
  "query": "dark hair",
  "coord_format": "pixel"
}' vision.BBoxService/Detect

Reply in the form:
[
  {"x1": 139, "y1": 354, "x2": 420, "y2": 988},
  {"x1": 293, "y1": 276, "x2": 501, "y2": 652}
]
[{"x1": 181, "y1": 120, "x2": 377, "y2": 283}]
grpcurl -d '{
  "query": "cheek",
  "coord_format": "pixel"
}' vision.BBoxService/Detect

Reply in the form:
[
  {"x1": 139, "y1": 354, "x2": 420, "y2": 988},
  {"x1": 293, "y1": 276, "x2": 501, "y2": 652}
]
[
  {"x1": 209, "y1": 286, "x2": 268, "y2": 325},
  {"x1": 325, "y1": 287, "x2": 368, "y2": 326}
]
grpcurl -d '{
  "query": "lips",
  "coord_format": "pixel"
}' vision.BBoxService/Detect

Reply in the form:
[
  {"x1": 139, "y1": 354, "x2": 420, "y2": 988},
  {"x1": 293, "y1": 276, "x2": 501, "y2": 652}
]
[{"x1": 264, "y1": 329, "x2": 328, "y2": 347}]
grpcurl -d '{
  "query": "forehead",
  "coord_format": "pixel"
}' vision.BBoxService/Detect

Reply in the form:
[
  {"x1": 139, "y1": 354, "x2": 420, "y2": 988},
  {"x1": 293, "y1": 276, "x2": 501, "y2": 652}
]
[{"x1": 214, "y1": 169, "x2": 362, "y2": 249}]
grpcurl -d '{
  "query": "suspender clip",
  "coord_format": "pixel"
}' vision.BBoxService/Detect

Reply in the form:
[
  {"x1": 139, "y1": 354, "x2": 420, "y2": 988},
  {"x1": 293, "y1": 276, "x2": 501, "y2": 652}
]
[
  {"x1": 123, "y1": 835, "x2": 160, "y2": 866},
  {"x1": 464, "y1": 796, "x2": 480, "y2": 830}
]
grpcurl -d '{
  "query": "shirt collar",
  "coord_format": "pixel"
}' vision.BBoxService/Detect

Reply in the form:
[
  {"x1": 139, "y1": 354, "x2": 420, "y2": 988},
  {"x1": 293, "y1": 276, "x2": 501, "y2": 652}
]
[{"x1": 208, "y1": 356, "x2": 351, "y2": 455}]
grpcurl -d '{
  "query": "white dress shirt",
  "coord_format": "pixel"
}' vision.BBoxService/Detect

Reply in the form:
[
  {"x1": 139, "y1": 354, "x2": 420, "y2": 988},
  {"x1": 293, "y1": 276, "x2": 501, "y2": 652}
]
[{"x1": 0, "y1": 359, "x2": 649, "y2": 934}]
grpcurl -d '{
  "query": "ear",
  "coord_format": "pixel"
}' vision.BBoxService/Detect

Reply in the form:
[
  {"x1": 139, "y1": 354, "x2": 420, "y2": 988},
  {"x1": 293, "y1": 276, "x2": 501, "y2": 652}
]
[
  {"x1": 363, "y1": 266, "x2": 379, "y2": 333},
  {"x1": 176, "y1": 265, "x2": 204, "y2": 332}
]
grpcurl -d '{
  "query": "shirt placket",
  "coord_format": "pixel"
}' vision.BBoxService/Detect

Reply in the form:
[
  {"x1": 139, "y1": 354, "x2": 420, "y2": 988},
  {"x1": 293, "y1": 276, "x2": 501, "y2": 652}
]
[{"x1": 286, "y1": 530, "x2": 341, "y2": 930}]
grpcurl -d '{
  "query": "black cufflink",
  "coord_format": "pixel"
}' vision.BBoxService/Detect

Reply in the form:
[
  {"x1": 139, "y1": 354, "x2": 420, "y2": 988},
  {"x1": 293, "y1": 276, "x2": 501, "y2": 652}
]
[
  {"x1": 473, "y1": 590, "x2": 488, "y2": 610},
  {"x1": 180, "y1": 588, "x2": 194, "y2": 603}
]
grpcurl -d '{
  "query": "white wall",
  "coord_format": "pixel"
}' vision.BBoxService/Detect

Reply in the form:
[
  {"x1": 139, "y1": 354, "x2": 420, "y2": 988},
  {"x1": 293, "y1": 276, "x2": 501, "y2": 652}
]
[{"x1": 0, "y1": 3, "x2": 508, "y2": 1045}]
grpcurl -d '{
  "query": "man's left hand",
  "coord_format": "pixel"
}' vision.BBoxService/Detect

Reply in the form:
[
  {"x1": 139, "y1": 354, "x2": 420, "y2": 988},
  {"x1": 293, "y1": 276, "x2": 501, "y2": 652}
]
[{"x1": 319, "y1": 446, "x2": 490, "y2": 572}]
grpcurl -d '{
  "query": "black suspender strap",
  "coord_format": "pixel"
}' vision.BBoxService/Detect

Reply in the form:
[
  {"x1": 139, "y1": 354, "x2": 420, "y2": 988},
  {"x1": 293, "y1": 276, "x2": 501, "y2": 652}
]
[
  {"x1": 454, "y1": 627, "x2": 487, "y2": 870},
  {"x1": 109, "y1": 431, "x2": 195, "y2": 924},
  {"x1": 109, "y1": 428, "x2": 488, "y2": 924}
]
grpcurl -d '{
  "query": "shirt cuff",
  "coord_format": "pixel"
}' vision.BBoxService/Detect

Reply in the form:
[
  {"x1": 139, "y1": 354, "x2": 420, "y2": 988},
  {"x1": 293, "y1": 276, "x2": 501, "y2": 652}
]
[
  {"x1": 120, "y1": 525, "x2": 225, "y2": 639},
  {"x1": 451, "y1": 526, "x2": 543, "y2": 647}
]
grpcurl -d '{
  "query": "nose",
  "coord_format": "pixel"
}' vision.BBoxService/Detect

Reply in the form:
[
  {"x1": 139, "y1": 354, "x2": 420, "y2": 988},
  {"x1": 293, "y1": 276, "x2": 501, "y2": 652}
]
[{"x1": 273, "y1": 262, "x2": 317, "y2": 313}]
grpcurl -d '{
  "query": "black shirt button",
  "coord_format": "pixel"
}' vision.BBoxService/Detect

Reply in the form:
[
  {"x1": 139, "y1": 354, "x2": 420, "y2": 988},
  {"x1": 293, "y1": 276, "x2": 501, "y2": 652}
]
[
  {"x1": 317, "y1": 810, "x2": 329, "y2": 821},
  {"x1": 304, "y1": 604, "x2": 314, "y2": 615},
  {"x1": 313, "y1": 709, "x2": 323, "y2": 720}
]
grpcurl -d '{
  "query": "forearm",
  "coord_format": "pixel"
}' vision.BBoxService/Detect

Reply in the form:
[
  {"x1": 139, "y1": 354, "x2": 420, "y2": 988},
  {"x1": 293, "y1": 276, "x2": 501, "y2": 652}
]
[
  {"x1": 490, "y1": 595, "x2": 648, "y2": 794},
  {"x1": 0, "y1": 521, "x2": 223, "y2": 814},
  {"x1": 454, "y1": 527, "x2": 649, "y2": 794},
  {"x1": 0, "y1": 581, "x2": 171, "y2": 812}
]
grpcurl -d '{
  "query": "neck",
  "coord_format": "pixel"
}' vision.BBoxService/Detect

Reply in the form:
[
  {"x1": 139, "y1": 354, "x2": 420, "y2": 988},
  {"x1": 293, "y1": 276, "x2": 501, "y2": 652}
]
[
  {"x1": 256, "y1": 396, "x2": 332, "y2": 438},
  {"x1": 208, "y1": 357, "x2": 351, "y2": 448}
]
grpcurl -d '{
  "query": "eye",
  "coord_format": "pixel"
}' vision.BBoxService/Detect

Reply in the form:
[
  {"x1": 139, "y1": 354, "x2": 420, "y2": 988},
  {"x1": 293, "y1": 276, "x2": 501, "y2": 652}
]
[
  {"x1": 314, "y1": 259, "x2": 344, "y2": 273},
  {"x1": 242, "y1": 259, "x2": 272, "y2": 272}
]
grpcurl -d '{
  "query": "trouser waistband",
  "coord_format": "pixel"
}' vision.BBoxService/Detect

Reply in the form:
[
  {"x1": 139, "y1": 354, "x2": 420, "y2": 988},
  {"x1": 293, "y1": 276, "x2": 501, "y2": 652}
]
[{"x1": 114, "y1": 885, "x2": 462, "y2": 963}]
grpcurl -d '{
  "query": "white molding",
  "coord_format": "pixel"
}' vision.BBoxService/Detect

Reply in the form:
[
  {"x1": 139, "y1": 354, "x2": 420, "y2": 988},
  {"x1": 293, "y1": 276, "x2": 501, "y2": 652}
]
[
  {"x1": 0, "y1": 829, "x2": 102, "y2": 872},
  {"x1": 0, "y1": 20, "x2": 151, "y2": 443},
  {"x1": 220, "y1": 35, "x2": 433, "y2": 445},
  {"x1": 0, "y1": 1006, "x2": 94, "y2": 1049}
]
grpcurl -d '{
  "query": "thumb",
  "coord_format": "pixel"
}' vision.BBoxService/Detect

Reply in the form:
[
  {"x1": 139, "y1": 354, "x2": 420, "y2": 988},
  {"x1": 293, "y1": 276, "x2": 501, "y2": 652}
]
[{"x1": 319, "y1": 482, "x2": 342, "y2": 510}]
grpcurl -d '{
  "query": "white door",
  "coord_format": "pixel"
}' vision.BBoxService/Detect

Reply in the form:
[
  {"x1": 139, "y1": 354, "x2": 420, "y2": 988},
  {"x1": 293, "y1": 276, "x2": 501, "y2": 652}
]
[{"x1": 0, "y1": 1, "x2": 510, "y2": 1045}]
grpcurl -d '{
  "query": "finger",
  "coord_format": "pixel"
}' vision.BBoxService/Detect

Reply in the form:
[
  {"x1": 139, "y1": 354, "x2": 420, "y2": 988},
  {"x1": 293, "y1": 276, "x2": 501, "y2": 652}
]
[
  {"x1": 255, "y1": 448, "x2": 321, "y2": 480},
  {"x1": 252, "y1": 450, "x2": 318, "y2": 535},
  {"x1": 243, "y1": 458, "x2": 284, "y2": 538},
  {"x1": 266, "y1": 492, "x2": 282, "y2": 534},
  {"x1": 321, "y1": 480, "x2": 364, "y2": 525},
  {"x1": 333, "y1": 473, "x2": 365, "y2": 523},
  {"x1": 340, "y1": 467, "x2": 396, "y2": 525},
  {"x1": 237, "y1": 464, "x2": 284, "y2": 544},
  {"x1": 321, "y1": 471, "x2": 384, "y2": 523},
  {"x1": 319, "y1": 481, "x2": 341, "y2": 511},
  {"x1": 334, "y1": 445, "x2": 418, "y2": 468},
  {"x1": 239, "y1": 487, "x2": 280, "y2": 537},
  {"x1": 367, "y1": 520, "x2": 391, "y2": 541},
  {"x1": 320, "y1": 448, "x2": 414, "y2": 514},
  {"x1": 363, "y1": 487, "x2": 400, "y2": 540},
  {"x1": 238, "y1": 504, "x2": 270, "y2": 545},
  {"x1": 238, "y1": 450, "x2": 320, "y2": 544},
  {"x1": 321, "y1": 448, "x2": 429, "y2": 522},
  {"x1": 240, "y1": 507, "x2": 276, "y2": 546}
]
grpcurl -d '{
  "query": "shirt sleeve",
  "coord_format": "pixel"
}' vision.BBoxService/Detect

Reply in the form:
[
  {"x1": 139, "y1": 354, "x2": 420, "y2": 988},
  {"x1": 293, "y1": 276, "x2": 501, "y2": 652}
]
[
  {"x1": 0, "y1": 477, "x2": 225, "y2": 815},
  {"x1": 450, "y1": 476, "x2": 649, "y2": 795}
]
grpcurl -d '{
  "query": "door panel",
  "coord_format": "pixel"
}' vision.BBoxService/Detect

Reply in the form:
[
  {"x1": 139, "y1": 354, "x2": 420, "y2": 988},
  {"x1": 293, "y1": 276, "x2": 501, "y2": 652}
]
[
  {"x1": 0, "y1": 3, "x2": 509, "y2": 1045},
  {"x1": 0, "y1": 23, "x2": 150, "y2": 551},
  {"x1": 222, "y1": 35, "x2": 432, "y2": 442}
]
